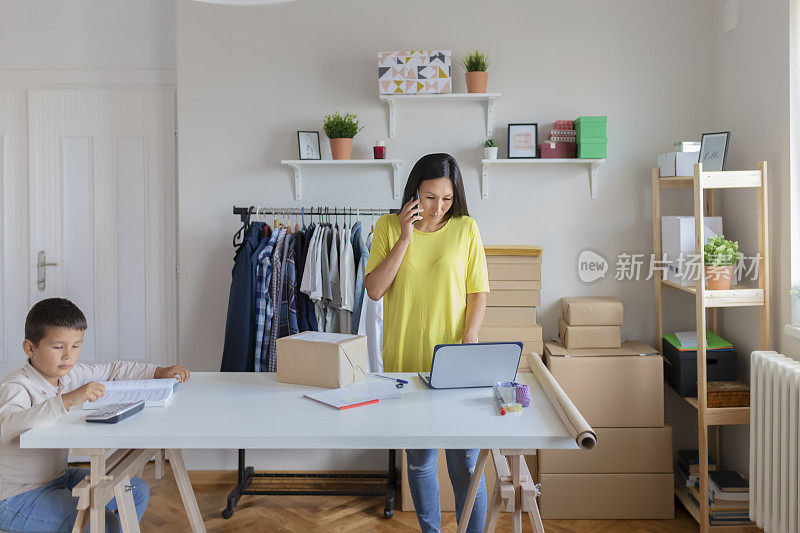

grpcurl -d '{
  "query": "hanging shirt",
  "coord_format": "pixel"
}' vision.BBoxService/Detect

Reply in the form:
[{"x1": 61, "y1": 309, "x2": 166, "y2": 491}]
[
  {"x1": 221, "y1": 221, "x2": 263, "y2": 372},
  {"x1": 326, "y1": 227, "x2": 341, "y2": 333},
  {"x1": 315, "y1": 226, "x2": 332, "y2": 330},
  {"x1": 351, "y1": 222, "x2": 369, "y2": 334},
  {"x1": 292, "y1": 230, "x2": 310, "y2": 332},
  {"x1": 359, "y1": 231, "x2": 383, "y2": 373},
  {"x1": 252, "y1": 224, "x2": 279, "y2": 373},
  {"x1": 339, "y1": 225, "x2": 355, "y2": 334},
  {"x1": 280, "y1": 234, "x2": 300, "y2": 337},
  {"x1": 365, "y1": 214, "x2": 489, "y2": 372},
  {"x1": 302, "y1": 225, "x2": 319, "y2": 331},
  {"x1": 266, "y1": 227, "x2": 287, "y2": 372}
]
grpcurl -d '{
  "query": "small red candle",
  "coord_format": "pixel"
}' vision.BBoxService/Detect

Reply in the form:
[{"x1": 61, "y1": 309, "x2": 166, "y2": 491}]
[{"x1": 373, "y1": 141, "x2": 386, "y2": 159}]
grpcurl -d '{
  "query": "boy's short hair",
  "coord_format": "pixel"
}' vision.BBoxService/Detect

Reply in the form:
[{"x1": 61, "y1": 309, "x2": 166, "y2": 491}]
[{"x1": 25, "y1": 298, "x2": 87, "y2": 345}]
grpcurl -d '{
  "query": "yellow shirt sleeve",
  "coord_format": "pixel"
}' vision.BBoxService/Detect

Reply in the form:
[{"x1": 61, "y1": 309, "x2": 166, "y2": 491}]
[
  {"x1": 364, "y1": 214, "x2": 393, "y2": 276},
  {"x1": 466, "y1": 218, "x2": 489, "y2": 294}
]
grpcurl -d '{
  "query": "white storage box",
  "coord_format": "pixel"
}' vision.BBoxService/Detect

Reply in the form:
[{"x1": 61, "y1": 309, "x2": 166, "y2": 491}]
[
  {"x1": 661, "y1": 216, "x2": 722, "y2": 286},
  {"x1": 657, "y1": 151, "x2": 700, "y2": 177}
]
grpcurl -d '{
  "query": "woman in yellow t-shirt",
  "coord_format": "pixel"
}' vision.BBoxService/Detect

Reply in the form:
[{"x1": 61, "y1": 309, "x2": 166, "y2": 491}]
[{"x1": 365, "y1": 153, "x2": 489, "y2": 533}]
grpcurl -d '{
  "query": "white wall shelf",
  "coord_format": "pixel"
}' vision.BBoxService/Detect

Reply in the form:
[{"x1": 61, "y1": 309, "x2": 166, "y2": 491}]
[
  {"x1": 480, "y1": 158, "x2": 606, "y2": 200},
  {"x1": 379, "y1": 93, "x2": 501, "y2": 139},
  {"x1": 280, "y1": 159, "x2": 404, "y2": 200}
]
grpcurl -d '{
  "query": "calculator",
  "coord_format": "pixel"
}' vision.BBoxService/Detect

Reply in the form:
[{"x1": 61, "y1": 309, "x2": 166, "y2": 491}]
[{"x1": 85, "y1": 401, "x2": 145, "y2": 424}]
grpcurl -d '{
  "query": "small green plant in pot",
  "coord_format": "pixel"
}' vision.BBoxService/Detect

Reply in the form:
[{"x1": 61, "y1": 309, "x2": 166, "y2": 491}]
[
  {"x1": 484, "y1": 138, "x2": 498, "y2": 160},
  {"x1": 462, "y1": 50, "x2": 489, "y2": 93},
  {"x1": 323, "y1": 112, "x2": 365, "y2": 160},
  {"x1": 703, "y1": 235, "x2": 742, "y2": 290}
]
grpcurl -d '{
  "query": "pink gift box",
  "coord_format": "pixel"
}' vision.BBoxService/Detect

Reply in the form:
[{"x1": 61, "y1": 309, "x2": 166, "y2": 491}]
[{"x1": 540, "y1": 141, "x2": 576, "y2": 159}]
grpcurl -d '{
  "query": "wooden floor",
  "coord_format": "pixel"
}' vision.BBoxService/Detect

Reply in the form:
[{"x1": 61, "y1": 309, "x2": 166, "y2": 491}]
[{"x1": 139, "y1": 464, "x2": 699, "y2": 532}]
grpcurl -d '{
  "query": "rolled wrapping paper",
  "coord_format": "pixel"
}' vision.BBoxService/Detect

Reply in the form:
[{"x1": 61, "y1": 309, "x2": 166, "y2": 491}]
[{"x1": 526, "y1": 353, "x2": 597, "y2": 451}]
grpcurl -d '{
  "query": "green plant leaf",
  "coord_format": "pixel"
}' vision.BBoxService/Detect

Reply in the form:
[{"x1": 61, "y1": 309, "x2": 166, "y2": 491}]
[
  {"x1": 462, "y1": 49, "x2": 489, "y2": 72},
  {"x1": 322, "y1": 111, "x2": 365, "y2": 139}
]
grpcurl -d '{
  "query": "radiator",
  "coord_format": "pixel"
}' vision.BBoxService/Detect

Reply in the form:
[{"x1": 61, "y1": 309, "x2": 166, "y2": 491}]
[{"x1": 750, "y1": 350, "x2": 800, "y2": 532}]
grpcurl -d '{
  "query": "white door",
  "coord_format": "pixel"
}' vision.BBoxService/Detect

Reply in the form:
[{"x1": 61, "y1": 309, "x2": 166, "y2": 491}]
[{"x1": 27, "y1": 86, "x2": 177, "y2": 367}]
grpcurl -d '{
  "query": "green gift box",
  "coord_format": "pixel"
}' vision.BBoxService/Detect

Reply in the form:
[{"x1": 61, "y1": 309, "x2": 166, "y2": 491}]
[{"x1": 575, "y1": 116, "x2": 607, "y2": 138}]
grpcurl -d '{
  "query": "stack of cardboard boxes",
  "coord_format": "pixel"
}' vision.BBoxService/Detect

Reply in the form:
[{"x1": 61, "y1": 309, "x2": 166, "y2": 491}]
[
  {"x1": 538, "y1": 297, "x2": 674, "y2": 519},
  {"x1": 480, "y1": 246, "x2": 543, "y2": 372}
]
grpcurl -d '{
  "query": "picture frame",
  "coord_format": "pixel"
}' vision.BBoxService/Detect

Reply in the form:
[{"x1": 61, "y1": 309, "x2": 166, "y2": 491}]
[
  {"x1": 507, "y1": 123, "x2": 539, "y2": 159},
  {"x1": 297, "y1": 131, "x2": 321, "y2": 160},
  {"x1": 699, "y1": 131, "x2": 730, "y2": 172}
]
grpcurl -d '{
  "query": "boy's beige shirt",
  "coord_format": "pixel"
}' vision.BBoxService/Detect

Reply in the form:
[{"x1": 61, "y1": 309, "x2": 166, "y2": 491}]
[{"x1": 0, "y1": 360, "x2": 158, "y2": 500}]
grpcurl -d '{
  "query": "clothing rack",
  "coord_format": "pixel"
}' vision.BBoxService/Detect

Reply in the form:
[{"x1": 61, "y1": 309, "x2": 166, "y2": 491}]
[
  {"x1": 233, "y1": 205, "x2": 395, "y2": 224},
  {"x1": 224, "y1": 206, "x2": 398, "y2": 520}
]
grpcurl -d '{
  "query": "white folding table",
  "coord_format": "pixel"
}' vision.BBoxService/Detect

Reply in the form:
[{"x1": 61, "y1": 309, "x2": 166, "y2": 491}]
[{"x1": 21, "y1": 363, "x2": 587, "y2": 533}]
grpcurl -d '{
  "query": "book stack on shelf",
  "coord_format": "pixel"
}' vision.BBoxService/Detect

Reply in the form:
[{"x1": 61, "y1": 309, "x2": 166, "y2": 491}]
[
  {"x1": 690, "y1": 471, "x2": 750, "y2": 526},
  {"x1": 677, "y1": 451, "x2": 751, "y2": 526}
]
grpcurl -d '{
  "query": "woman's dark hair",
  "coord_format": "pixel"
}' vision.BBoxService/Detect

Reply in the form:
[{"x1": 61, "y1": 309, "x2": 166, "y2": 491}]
[
  {"x1": 401, "y1": 153, "x2": 469, "y2": 217},
  {"x1": 25, "y1": 298, "x2": 87, "y2": 345}
]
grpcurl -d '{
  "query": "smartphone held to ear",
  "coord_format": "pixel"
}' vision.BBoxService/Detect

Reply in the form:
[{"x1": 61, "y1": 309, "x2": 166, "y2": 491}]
[{"x1": 413, "y1": 188, "x2": 420, "y2": 224}]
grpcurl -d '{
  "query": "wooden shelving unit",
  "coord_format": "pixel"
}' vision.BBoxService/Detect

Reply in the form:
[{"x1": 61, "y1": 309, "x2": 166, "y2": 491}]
[{"x1": 652, "y1": 162, "x2": 770, "y2": 533}]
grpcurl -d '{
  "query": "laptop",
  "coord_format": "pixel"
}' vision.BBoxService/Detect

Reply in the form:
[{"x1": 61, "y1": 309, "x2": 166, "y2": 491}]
[{"x1": 418, "y1": 342, "x2": 523, "y2": 389}]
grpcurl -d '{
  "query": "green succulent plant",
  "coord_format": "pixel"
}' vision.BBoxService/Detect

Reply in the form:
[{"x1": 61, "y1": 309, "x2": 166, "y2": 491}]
[
  {"x1": 484, "y1": 138, "x2": 497, "y2": 148},
  {"x1": 462, "y1": 50, "x2": 489, "y2": 72},
  {"x1": 704, "y1": 235, "x2": 743, "y2": 267},
  {"x1": 323, "y1": 112, "x2": 364, "y2": 139}
]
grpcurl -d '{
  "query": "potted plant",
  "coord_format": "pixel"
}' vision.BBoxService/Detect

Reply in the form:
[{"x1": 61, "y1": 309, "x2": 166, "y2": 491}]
[
  {"x1": 484, "y1": 138, "x2": 498, "y2": 160},
  {"x1": 323, "y1": 111, "x2": 364, "y2": 160},
  {"x1": 462, "y1": 50, "x2": 489, "y2": 93},
  {"x1": 704, "y1": 235, "x2": 742, "y2": 290}
]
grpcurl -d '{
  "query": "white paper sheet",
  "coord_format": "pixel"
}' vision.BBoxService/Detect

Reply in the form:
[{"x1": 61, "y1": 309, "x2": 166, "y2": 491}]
[
  {"x1": 303, "y1": 389, "x2": 378, "y2": 410},
  {"x1": 675, "y1": 331, "x2": 698, "y2": 348},
  {"x1": 347, "y1": 376, "x2": 402, "y2": 400}
]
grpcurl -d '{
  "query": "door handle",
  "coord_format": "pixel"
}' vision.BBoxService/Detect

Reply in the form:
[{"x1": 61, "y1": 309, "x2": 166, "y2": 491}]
[{"x1": 37, "y1": 250, "x2": 58, "y2": 291}]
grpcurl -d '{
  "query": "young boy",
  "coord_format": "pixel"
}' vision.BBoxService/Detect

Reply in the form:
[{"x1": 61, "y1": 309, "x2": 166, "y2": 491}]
[{"x1": 0, "y1": 298, "x2": 190, "y2": 532}]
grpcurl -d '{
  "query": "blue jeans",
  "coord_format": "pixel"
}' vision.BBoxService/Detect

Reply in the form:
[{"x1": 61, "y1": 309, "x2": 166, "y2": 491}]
[
  {"x1": 0, "y1": 468, "x2": 149, "y2": 533},
  {"x1": 406, "y1": 449, "x2": 486, "y2": 533}
]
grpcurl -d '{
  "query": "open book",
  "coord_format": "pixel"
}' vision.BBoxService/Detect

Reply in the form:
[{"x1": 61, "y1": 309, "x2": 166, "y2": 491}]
[{"x1": 82, "y1": 378, "x2": 179, "y2": 410}]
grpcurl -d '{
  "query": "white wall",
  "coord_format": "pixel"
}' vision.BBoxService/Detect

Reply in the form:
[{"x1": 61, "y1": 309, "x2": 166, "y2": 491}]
[
  {"x1": 0, "y1": 0, "x2": 176, "y2": 70},
  {"x1": 177, "y1": 0, "x2": 716, "y2": 469}
]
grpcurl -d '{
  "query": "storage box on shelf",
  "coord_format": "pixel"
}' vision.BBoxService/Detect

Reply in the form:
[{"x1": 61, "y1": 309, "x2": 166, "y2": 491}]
[
  {"x1": 651, "y1": 162, "x2": 769, "y2": 532},
  {"x1": 575, "y1": 116, "x2": 607, "y2": 159},
  {"x1": 482, "y1": 246, "x2": 542, "y2": 372},
  {"x1": 662, "y1": 332, "x2": 737, "y2": 397}
]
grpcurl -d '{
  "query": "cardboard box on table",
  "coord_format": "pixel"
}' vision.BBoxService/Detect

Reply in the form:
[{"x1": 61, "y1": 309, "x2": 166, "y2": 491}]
[
  {"x1": 557, "y1": 318, "x2": 621, "y2": 349},
  {"x1": 543, "y1": 341, "x2": 664, "y2": 427},
  {"x1": 276, "y1": 332, "x2": 368, "y2": 388},
  {"x1": 400, "y1": 450, "x2": 538, "y2": 513},
  {"x1": 560, "y1": 296, "x2": 623, "y2": 326}
]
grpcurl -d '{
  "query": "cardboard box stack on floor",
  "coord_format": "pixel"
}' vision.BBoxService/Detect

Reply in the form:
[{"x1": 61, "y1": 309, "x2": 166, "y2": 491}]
[
  {"x1": 538, "y1": 297, "x2": 674, "y2": 519},
  {"x1": 481, "y1": 246, "x2": 543, "y2": 372}
]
